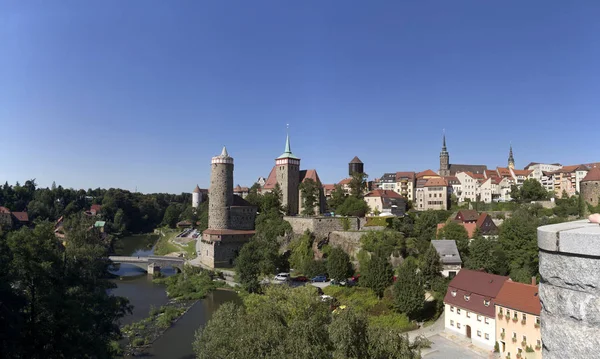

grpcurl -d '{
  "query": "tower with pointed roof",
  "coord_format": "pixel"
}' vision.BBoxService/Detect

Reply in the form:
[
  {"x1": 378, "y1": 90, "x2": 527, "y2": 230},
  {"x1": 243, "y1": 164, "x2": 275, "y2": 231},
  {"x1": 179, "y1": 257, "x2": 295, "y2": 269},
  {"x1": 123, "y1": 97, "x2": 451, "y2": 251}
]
[
  {"x1": 508, "y1": 144, "x2": 515, "y2": 169},
  {"x1": 349, "y1": 156, "x2": 364, "y2": 177},
  {"x1": 276, "y1": 133, "x2": 300, "y2": 215},
  {"x1": 439, "y1": 132, "x2": 450, "y2": 177},
  {"x1": 208, "y1": 146, "x2": 234, "y2": 229},
  {"x1": 192, "y1": 184, "x2": 201, "y2": 208}
]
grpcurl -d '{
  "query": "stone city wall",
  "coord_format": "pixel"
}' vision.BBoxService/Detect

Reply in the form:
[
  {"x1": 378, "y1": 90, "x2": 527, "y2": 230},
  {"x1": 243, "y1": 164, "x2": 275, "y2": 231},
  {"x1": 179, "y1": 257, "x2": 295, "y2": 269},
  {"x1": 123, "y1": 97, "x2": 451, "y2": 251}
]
[
  {"x1": 284, "y1": 216, "x2": 361, "y2": 239},
  {"x1": 537, "y1": 220, "x2": 600, "y2": 359}
]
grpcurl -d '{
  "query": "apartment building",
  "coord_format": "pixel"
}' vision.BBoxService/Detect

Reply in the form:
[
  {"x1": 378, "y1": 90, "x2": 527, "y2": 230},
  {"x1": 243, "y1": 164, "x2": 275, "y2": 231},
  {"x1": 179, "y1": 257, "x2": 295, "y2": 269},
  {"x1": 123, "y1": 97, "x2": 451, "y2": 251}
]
[
  {"x1": 456, "y1": 171, "x2": 479, "y2": 202},
  {"x1": 416, "y1": 177, "x2": 449, "y2": 211},
  {"x1": 444, "y1": 269, "x2": 510, "y2": 350},
  {"x1": 364, "y1": 189, "x2": 405, "y2": 216},
  {"x1": 549, "y1": 165, "x2": 589, "y2": 198},
  {"x1": 395, "y1": 171, "x2": 416, "y2": 201},
  {"x1": 495, "y1": 280, "x2": 542, "y2": 359}
]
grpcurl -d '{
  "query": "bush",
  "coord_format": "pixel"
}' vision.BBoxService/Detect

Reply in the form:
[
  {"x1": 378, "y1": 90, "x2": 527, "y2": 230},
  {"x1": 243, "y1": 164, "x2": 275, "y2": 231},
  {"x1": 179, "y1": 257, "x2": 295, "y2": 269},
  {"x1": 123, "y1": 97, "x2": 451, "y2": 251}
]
[
  {"x1": 368, "y1": 312, "x2": 417, "y2": 332},
  {"x1": 132, "y1": 337, "x2": 145, "y2": 347}
]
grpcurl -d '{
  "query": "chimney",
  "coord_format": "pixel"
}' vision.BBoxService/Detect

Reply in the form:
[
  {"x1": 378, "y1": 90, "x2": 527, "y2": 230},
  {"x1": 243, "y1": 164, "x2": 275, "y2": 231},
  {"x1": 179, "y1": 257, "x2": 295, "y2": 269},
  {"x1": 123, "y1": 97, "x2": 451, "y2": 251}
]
[{"x1": 531, "y1": 276, "x2": 537, "y2": 286}]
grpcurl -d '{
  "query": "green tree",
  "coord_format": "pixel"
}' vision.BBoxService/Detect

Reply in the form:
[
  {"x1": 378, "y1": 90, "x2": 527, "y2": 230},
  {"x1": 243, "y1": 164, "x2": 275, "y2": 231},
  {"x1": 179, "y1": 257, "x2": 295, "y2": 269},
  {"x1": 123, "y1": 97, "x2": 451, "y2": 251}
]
[
  {"x1": 329, "y1": 309, "x2": 369, "y2": 359},
  {"x1": 437, "y1": 221, "x2": 469, "y2": 240},
  {"x1": 289, "y1": 231, "x2": 315, "y2": 274},
  {"x1": 300, "y1": 178, "x2": 320, "y2": 216},
  {"x1": 113, "y1": 208, "x2": 127, "y2": 233},
  {"x1": 262, "y1": 183, "x2": 283, "y2": 215},
  {"x1": 393, "y1": 260, "x2": 424, "y2": 320},
  {"x1": 235, "y1": 239, "x2": 266, "y2": 293},
  {"x1": 465, "y1": 237, "x2": 509, "y2": 275},
  {"x1": 360, "y1": 230, "x2": 405, "y2": 258},
  {"x1": 413, "y1": 211, "x2": 439, "y2": 241},
  {"x1": 337, "y1": 196, "x2": 370, "y2": 217},
  {"x1": 245, "y1": 183, "x2": 263, "y2": 208},
  {"x1": 162, "y1": 203, "x2": 182, "y2": 228},
  {"x1": 327, "y1": 246, "x2": 353, "y2": 281},
  {"x1": 499, "y1": 208, "x2": 539, "y2": 282},
  {"x1": 349, "y1": 172, "x2": 368, "y2": 199},
  {"x1": 328, "y1": 184, "x2": 346, "y2": 211},
  {"x1": 4, "y1": 219, "x2": 131, "y2": 358},
  {"x1": 420, "y1": 244, "x2": 442, "y2": 286},
  {"x1": 511, "y1": 179, "x2": 548, "y2": 203},
  {"x1": 361, "y1": 252, "x2": 393, "y2": 298}
]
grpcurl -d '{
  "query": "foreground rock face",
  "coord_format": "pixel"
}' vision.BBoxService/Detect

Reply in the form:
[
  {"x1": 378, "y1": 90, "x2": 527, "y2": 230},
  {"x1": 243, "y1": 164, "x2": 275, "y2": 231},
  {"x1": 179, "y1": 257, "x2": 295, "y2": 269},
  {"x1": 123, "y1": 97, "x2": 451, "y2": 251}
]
[{"x1": 538, "y1": 220, "x2": 600, "y2": 359}]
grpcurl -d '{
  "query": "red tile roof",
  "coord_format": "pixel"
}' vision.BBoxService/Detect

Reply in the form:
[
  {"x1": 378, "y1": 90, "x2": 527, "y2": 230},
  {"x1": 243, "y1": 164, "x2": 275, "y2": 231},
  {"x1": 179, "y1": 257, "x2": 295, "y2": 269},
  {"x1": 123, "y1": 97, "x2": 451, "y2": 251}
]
[
  {"x1": 495, "y1": 281, "x2": 541, "y2": 315},
  {"x1": 396, "y1": 171, "x2": 416, "y2": 180},
  {"x1": 512, "y1": 169, "x2": 533, "y2": 176},
  {"x1": 424, "y1": 178, "x2": 447, "y2": 187},
  {"x1": 90, "y1": 204, "x2": 102, "y2": 213},
  {"x1": 193, "y1": 185, "x2": 201, "y2": 193},
  {"x1": 496, "y1": 167, "x2": 512, "y2": 177},
  {"x1": 338, "y1": 178, "x2": 352, "y2": 185},
  {"x1": 456, "y1": 210, "x2": 479, "y2": 222},
  {"x1": 0, "y1": 206, "x2": 10, "y2": 214},
  {"x1": 582, "y1": 167, "x2": 600, "y2": 182},
  {"x1": 444, "y1": 269, "x2": 509, "y2": 317},
  {"x1": 12, "y1": 212, "x2": 29, "y2": 222},
  {"x1": 300, "y1": 169, "x2": 321, "y2": 184},
  {"x1": 472, "y1": 173, "x2": 485, "y2": 180},
  {"x1": 416, "y1": 169, "x2": 439, "y2": 178},
  {"x1": 365, "y1": 189, "x2": 403, "y2": 198},
  {"x1": 322, "y1": 184, "x2": 336, "y2": 191},
  {"x1": 262, "y1": 166, "x2": 278, "y2": 190},
  {"x1": 438, "y1": 220, "x2": 477, "y2": 238},
  {"x1": 476, "y1": 213, "x2": 489, "y2": 228},
  {"x1": 444, "y1": 176, "x2": 459, "y2": 183}
]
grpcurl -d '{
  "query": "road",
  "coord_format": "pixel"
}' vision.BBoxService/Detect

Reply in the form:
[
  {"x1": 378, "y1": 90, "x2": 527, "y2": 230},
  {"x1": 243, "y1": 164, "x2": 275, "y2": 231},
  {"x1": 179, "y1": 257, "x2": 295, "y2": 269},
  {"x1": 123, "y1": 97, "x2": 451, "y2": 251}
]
[{"x1": 423, "y1": 335, "x2": 486, "y2": 359}]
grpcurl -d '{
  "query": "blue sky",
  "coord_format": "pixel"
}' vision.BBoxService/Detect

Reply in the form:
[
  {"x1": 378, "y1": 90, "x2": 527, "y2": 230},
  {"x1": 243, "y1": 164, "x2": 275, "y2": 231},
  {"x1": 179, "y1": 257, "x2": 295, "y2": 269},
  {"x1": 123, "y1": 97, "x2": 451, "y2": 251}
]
[{"x1": 1, "y1": 1, "x2": 599, "y2": 193}]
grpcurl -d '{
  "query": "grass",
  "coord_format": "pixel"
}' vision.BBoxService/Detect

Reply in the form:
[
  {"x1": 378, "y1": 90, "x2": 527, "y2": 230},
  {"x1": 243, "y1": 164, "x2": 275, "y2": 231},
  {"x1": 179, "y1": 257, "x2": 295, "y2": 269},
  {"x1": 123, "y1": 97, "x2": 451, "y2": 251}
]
[
  {"x1": 154, "y1": 266, "x2": 224, "y2": 300},
  {"x1": 184, "y1": 240, "x2": 197, "y2": 259},
  {"x1": 154, "y1": 228, "x2": 182, "y2": 255},
  {"x1": 368, "y1": 312, "x2": 417, "y2": 332}
]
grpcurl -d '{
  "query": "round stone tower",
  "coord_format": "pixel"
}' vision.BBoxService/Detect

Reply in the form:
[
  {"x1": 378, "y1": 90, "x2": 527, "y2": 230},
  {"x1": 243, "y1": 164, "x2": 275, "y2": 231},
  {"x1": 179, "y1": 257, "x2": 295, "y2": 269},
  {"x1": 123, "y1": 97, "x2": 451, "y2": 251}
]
[
  {"x1": 192, "y1": 184, "x2": 201, "y2": 208},
  {"x1": 208, "y1": 146, "x2": 234, "y2": 230},
  {"x1": 348, "y1": 156, "x2": 364, "y2": 177},
  {"x1": 581, "y1": 167, "x2": 600, "y2": 207}
]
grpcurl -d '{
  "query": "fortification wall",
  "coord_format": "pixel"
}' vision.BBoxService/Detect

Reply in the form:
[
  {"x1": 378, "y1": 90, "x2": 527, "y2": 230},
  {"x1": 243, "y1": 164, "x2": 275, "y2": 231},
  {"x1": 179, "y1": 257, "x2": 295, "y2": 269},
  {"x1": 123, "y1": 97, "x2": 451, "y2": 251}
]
[
  {"x1": 537, "y1": 220, "x2": 600, "y2": 359},
  {"x1": 581, "y1": 181, "x2": 600, "y2": 207},
  {"x1": 230, "y1": 206, "x2": 257, "y2": 230},
  {"x1": 284, "y1": 216, "x2": 360, "y2": 239}
]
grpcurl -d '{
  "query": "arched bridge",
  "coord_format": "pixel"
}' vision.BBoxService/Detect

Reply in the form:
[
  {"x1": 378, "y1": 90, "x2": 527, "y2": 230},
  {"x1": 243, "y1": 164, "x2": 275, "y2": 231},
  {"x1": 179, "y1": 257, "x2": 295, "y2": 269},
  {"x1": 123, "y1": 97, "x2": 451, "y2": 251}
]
[{"x1": 109, "y1": 255, "x2": 186, "y2": 273}]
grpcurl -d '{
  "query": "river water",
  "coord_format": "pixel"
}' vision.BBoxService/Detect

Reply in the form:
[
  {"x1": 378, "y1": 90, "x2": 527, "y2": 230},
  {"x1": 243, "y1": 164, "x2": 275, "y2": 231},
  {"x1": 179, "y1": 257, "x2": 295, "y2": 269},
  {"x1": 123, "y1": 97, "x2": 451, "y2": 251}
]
[{"x1": 109, "y1": 234, "x2": 241, "y2": 359}]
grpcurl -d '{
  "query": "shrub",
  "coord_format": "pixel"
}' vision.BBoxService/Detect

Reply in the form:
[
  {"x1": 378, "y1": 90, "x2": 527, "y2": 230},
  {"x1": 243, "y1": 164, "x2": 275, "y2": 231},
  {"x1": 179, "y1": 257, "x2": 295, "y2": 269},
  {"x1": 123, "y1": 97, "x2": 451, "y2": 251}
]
[
  {"x1": 132, "y1": 337, "x2": 145, "y2": 347},
  {"x1": 494, "y1": 341, "x2": 500, "y2": 353},
  {"x1": 368, "y1": 312, "x2": 417, "y2": 332}
]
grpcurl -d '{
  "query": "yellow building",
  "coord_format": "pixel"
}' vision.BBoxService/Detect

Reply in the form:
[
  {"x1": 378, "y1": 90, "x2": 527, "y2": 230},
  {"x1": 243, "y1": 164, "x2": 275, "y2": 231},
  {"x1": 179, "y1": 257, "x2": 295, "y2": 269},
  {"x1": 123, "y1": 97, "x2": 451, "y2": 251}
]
[{"x1": 495, "y1": 280, "x2": 542, "y2": 359}]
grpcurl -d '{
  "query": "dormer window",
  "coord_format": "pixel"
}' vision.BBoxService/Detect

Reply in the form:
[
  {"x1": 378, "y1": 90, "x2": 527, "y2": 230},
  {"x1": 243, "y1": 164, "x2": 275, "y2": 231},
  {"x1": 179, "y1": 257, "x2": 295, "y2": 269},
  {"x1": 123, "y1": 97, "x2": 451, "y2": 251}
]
[
  {"x1": 484, "y1": 300, "x2": 490, "y2": 307},
  {"x1": 464, "y1": 295, "x2": 470, "y2": 301},
  {"x1": 451, "y1": 290, "x2": 457, "y2": 297}
]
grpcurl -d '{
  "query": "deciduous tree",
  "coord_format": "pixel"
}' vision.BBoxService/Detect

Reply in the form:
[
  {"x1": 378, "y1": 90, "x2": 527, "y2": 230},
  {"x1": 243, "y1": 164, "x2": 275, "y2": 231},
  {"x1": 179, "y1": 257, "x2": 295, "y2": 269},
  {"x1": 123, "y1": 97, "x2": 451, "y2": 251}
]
[
  {"x1": 361, "y1": 251, "x2": 393, "y2": 298},
  {"x1": 420, "y1": 244, "x2": 442, "y2": 286},
  {"x1": 327, "y1": 246, "x2": 353, "y2": 282},
  {"x1": 393, "y1": 260, "x2": 424, "y2": 320},
  {"x1": 300, "y1": 178, "x2": 320, "y2": 216}
]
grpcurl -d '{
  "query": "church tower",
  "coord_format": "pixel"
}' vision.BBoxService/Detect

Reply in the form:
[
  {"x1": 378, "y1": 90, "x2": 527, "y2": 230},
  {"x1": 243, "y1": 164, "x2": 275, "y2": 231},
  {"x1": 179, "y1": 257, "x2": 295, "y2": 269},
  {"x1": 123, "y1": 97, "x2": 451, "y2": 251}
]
[
  {"x1": 439, "y1": 132, "x2": 450, "y2": 176},
  {"x1": 276, "y1": 133, "x2": 300, "y2": 215},
  {"x1": 508, "y1": 144, "x2": 515, "y2": 169},
  {"x1": 208, "y1": 146, "x2": 234, "y2": 230}
]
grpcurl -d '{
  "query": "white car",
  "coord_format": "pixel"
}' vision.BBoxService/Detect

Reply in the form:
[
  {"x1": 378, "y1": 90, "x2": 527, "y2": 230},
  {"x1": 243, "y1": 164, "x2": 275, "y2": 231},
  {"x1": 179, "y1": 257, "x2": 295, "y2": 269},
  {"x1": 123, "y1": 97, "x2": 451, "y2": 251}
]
[{"x1": 274, "y1": 273, "x2": 290, "y2": 281}]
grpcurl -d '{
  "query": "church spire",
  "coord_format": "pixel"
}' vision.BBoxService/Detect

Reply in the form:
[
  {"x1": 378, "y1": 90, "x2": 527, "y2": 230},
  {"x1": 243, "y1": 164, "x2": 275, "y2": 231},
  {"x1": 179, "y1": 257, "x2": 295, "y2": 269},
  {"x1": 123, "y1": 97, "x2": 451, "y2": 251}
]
[
  {"x1": 220, "y1": 146, "x2": 229, "y2": 157},
  {"x1": 508, "y1": 143, "x2": 515, "y2": 169},
  {"x1": 439, "y1": 130, "x2": 450, "y2": 176},
  {"x1": 276, "y1": 125, "x2": 299, "y2": 160}
]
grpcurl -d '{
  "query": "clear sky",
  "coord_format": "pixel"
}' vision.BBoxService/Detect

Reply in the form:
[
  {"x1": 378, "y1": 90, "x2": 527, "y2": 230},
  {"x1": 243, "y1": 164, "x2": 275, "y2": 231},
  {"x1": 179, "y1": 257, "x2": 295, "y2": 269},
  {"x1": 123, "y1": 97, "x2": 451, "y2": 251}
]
[{"x1": 1, "y1": 1, "x2": 599, "y2": 194}]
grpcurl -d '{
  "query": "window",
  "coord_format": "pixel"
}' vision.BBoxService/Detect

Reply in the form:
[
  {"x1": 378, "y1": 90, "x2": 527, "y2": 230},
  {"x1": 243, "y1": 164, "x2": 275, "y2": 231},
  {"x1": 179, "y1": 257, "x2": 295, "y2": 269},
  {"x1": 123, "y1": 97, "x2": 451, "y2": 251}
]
[
  {"x1": 457, "y1": 308, "x2": 461, "y2": 314},
  {"x1": 523, "y1": 335, "x2": 527, "y2": 342},
  {"x1": 506, "y1": 310, "x2": 510, "y2": 317},
  {"x1": 536, "y1": 317, "x2": 540, "y2": 325},
  {"x1": 485, "y1": 317, "x2": 489, "y2": 324},
  {"x1": 466, "y1": 312, "x2": 470, "y2": 318},
  {"x1": 450, "y1": 306, "x2": 454, "y2": 312},
  {"x1": 484, "y1": 300, "x2": 490, "y2": 307},
  {"x1": 498, "y1": 308, "x2": 503, "y2": 315},
  {"x1": 464, "y1": 295, "x2": 470, "y2": 301},
  {"x1": 477, "y1": 315, "x2": 482, "y2": 322},
  {"x1": 457, "y1": 323, "x2": 461, "y2": 329},
  {"x1": 450, "y1": 320, "x2": 454, "y2": 326},
  {"x1": 502, "y1": 328, "x2": 505, "y2": 334},
  {"x1": 485, "y1": 333, "x2": 489, "y2": 340},
  {"x1": 537, "y1": 339, "x2": 541, "y2": 347},
  {"x1": 512, "y1": 332, "x2": 517, "y2": 339},
  {"x1": 477, "y1": 330, "x2": 481, "y2": 337}
]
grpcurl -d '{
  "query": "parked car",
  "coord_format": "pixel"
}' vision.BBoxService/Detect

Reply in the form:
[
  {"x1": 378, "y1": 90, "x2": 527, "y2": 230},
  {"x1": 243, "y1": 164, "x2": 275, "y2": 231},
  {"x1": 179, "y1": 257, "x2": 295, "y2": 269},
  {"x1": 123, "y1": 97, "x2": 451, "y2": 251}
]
[
  {"x1": 311, "y1": 275, "x2": 328, "y2": 283},
  {"x1": 292, "y1": 276, "x2": 309, "y2": 282},
  {"x1": 330, "y1": 279, "x2": 342, "y2": 286},
  {"x1": 274, "y1": 273, "x2": 290, "y2": 281}
]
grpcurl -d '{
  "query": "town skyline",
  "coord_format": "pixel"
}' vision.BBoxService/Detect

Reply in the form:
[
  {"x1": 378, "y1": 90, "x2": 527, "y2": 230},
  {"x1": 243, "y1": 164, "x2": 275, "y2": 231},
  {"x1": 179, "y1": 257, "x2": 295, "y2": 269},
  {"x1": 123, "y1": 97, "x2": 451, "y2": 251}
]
[{"x1": 2, "y1": 1, "x2": 599, "y2": 193}]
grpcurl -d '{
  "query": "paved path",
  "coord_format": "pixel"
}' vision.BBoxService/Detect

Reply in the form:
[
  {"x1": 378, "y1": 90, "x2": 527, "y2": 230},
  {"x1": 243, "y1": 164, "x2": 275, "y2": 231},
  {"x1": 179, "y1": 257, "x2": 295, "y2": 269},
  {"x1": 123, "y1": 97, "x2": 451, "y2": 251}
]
[
  {"x1": 423, "y1": 334, "x2": 487, "y2": 359},
  {"x1": 408, "y1": 312, "x2": 445, "y2": 341}
]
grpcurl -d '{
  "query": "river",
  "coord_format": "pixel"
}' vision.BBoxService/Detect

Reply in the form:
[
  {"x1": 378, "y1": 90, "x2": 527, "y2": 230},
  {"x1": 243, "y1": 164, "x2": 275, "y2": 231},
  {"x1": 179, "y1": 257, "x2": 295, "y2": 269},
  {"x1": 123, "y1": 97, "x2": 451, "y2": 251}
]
[{"x1": 109, "y1": 234, "x2": 241, "y2": 359}]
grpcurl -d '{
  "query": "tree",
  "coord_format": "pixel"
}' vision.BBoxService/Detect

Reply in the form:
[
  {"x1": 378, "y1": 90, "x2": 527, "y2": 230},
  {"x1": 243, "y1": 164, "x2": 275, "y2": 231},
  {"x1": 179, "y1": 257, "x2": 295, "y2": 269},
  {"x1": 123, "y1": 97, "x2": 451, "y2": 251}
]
[
  {"x1": 437, "y1": 221, "x2": 469, "y2": 240},
  {"x1": 349, "y1": 172, "x2": 368, "y2": 198},
  {"x1": 361, "y1": 252, "x2": 393, "y2": 298},
  {"x1": 289, "y1": 231, "x2": 315, "y2": 274},
  {"x1": 327, "y1": 247, "x2": 353, "y2": 282},
  {"x1": 360, "y1": 230, "x2": 405, "y2": 258},
  {"x1": 234, "y1": 240, "x2": 263, "y2": 293},
  {"x1": 262, "y1": 183, "x2": 283, "y2": 215},
  {"x1": 300, "y1": 178, "x2": 320, "y2": 216},
  {"x1": 393, "y1": 260, "x2": 424, "y2": 320},
  {"x1": 329, "y1": 308, "x2": 369, "y2": 359},
  {"x1": 420, "y1": 244, "x2": 442, "y2": 286},
  {"x1": 162, "y1": 204, "x2": 182, "y2": 228},
  {"x1": 337, "y1": 196, "x2": 370, "y2": 217},
  {"x1": 413, "y1": 211, "x2": 439, "y2": 241},
  {"x1": 328, "y1": 184, "x2": 346, "y2": 211},
  {"x1": 245, "y1": 183, "x2": 263, "y2": 208},
  {"x1": 511, "y1": 179, "x2": 548, "y2": 203},
  {"x1": 3, "y1": 220, "x2": 131, "y2": 358},
  {"x1": 113, "y1": 208, "x2": 127, "y2": 233},
  {"x1": 499, "y1": 208, "x2": 539, "y2": 282},
  {"x1": 465, "y1": 237, "x2": 508, "y2": 275}
]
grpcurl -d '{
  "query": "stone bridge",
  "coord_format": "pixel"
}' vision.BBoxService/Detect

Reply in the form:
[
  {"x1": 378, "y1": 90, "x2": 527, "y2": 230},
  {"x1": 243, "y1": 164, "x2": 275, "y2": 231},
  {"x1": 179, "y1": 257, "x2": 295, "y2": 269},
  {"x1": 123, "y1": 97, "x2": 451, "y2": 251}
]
[{"x1": 109, "y1": 255, "x2": 186, "y2": 274}]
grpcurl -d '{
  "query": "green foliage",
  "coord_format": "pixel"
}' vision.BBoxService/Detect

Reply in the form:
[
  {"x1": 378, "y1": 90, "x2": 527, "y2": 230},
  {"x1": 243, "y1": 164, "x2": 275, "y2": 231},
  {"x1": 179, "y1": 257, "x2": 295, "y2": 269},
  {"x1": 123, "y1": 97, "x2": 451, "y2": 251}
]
[
  {"x1": 510, "y1": 179, "x2": 549, "y2": 203},
  {"x1": 494, "y1": 341, "x2": 500, "y2": 353},
  {"x1": 393, "y1": 260, "x2": 424, "y2": 320},
  {"x1": 437, "y1": 221, "x2": 469, "y2": 240},
  {"x1": 390, "y1": 214, "x2": 415, "y2": 237},
  {"x1": 365, "y1": 216, "x2": 394, "y2": 227},
  {"x1": 327, "y1": 246, "x2": 353, "y2": 281},
  {"x1": 156, "y1": 266, "x2": 220, "y2": 300},
  {"x1": 525, "y1": 345, "x2": 535, "y2": 353},
  {"x1": 328, "y1": 184, "x2": 347, "y2": 211},
  {"x1": 2, "y1": 220, "x2": 131, "y2": 358},
  {"x1": 360, "y1": 230, "x2": 405, "y2": 258},
  {"x1": 356, "y1": 249, "x2": 371, "y2": 271},
  {"x1": 349, "y1": 172, "x2": 369, "y2": 198},
  {"x1": 465, "y1": 237, "x2": 509, "y2": 275},
  {"x1": 420, "y1": 244, "x2": 442, "y2": 286},
  {"x1": 162, "y1": 203, "x2": 183, "y2": 228},
  {"x1": 194, "y1": 285, "x2": 426, "y2": 359},
  {"x1": 367, "y1": 312, "x2": 415, "y2": 332},
  {"x1": 413, "y1": 211, "x2": 440, "y2": 241},
  {"x1": 361, "y1": 252, "x2": 393, "y2": 298},
  {"x1": 300, "y1": 178, "x2": 320, "y2": 216},
  {"x1": 337, "y1": 196, "x2": 370, "y2": 217},
  {"x1": 289, "y1": 231, "x2": 315, "y2": 274},
  {"x1": 339, "y1": 217, "x2": 351, "y2": 231},
  {"x1": 554, "y1": 193, "x2": 583, "y2": 218},
  {"x1": 305, "y1": 259, "x2": 328, "y2": 278},
  {"x1": 499, "y1": 208, "x2": 539, "y2": 282}
]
